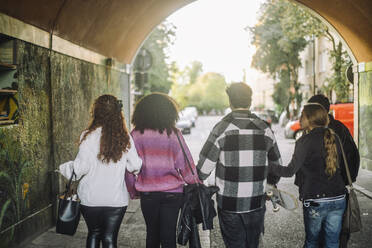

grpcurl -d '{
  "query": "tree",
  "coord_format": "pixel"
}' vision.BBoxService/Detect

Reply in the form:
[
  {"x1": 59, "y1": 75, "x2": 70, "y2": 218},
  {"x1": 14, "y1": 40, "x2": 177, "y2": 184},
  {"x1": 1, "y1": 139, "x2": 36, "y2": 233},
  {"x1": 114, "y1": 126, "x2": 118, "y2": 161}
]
[
  {"x1": 272, "y1": 70, "x2": 291, "y2": 114},
  {"x1": 170, "y1": 66, "x2": 229, "y2": 113},
  {"x1": 323, "y1": 38, "x2": 352, "y2": 102},
  {"x1": 184, "y1": 61, "x2": 203, "y2": 85},
  {"x1": 280, "y1": 2, "x2": 352, "y2": 102},
  {"x1": 250, "y1": 0, "x2": 308, "y2": 117},
  {"x1": 188, "y1": 72, "x2": 229, "y2": 114},
  {"x1": 250, "y1": 0, "x2": 352, "y2": 116},
  {"x1": 170, "y1": 61, "x2": 204, "y2": 110},
  {"x1": 134, "y1": 21, "x2": 176, "y2": 95}
]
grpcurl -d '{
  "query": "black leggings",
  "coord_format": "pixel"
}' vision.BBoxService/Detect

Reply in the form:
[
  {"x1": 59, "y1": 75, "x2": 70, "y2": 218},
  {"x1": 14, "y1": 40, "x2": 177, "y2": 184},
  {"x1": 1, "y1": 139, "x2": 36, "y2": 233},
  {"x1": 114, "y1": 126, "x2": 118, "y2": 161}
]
[
  {"x1": 80, "y1": 205, "x2": 127, "y2": 248},
  {"x1": 140, "y1": 192, "x2": 183, "y2": 248}
]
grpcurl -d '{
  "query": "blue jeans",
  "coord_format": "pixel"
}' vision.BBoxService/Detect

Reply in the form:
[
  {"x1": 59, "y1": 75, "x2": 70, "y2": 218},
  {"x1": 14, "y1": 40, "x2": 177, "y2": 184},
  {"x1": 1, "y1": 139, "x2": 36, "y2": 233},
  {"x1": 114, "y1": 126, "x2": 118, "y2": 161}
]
[
  {"x1": 303, "y1": 196, "x2": 346, "y2": 248},
  {"x1": 218, "y1": 207, "x2": 265, "y2": 248}
]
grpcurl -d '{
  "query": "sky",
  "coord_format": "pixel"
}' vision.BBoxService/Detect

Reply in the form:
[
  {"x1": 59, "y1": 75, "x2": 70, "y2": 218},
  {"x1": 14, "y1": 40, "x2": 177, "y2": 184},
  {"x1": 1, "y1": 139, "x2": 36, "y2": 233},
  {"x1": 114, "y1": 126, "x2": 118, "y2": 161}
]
[{"x1": 166, "y1": 0, "x2": 265, "y2": 83}]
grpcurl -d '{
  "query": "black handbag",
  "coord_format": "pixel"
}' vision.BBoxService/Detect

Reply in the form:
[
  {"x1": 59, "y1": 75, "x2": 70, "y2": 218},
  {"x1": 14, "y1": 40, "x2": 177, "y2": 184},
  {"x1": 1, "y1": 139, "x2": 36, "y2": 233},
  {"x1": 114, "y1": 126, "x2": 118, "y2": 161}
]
[
  {"x1": 56, "y1": 170, "x2": 81, "y2": 236},
  {"x1": 337, "y1": 135, "x2": 362, "y2": 233}
]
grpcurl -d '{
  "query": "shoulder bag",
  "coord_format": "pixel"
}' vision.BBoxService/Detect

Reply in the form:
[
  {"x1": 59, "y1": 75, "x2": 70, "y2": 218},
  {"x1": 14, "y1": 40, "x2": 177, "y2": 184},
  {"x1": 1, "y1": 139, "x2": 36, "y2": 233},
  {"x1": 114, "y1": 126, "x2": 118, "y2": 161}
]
[
  {"x1": 56, "y1": 170, "x2": 81, "y2": 236},
  {"x1": 337, "y1": 135, "x2": 362, "y2": 233}
]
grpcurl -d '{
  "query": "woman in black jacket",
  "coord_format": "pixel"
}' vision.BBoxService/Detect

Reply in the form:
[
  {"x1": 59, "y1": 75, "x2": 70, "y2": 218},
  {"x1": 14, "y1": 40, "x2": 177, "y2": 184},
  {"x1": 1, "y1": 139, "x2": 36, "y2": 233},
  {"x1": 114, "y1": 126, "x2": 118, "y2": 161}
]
[{"x1": 269, "y1": 103, "x2": 347, "y2": 248}]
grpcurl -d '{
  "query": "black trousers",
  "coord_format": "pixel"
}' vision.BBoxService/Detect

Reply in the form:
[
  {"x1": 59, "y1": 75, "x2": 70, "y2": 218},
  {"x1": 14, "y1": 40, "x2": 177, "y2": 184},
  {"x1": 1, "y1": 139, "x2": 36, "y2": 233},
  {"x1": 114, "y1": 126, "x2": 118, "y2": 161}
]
[
  {"x1": 140, "y1": 192, "x2": 184, "y2": 248},
  {"x1": 80, "y1": 205, "x2": 127, "y2": 248},
  {"x1": 218, "y1": 207, "x2": 265, "y2": 248}
]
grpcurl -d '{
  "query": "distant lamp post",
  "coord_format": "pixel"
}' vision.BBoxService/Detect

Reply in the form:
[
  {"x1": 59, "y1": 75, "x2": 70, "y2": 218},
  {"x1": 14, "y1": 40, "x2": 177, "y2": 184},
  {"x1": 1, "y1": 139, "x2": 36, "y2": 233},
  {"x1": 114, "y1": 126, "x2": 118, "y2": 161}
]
[
  {"x1": 312, "y1": 35, "x2": 316, "y2": 95},
  {"x1": 134, "y1": 48, "x2": 152, "y2": 100},
  {"x1": 135, "y1": 48, "x2": 152, "y2": 72}
]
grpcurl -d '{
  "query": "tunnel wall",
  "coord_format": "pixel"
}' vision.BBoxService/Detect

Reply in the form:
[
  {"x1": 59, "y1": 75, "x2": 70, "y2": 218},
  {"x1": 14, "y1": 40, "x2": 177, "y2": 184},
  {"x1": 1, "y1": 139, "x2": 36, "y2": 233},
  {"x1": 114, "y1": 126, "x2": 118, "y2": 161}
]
[
  {"x1": 0, "y1": 39, "x2": 130, "y2": 247},
  {"x1": 359, "y1": 62, "x2": 372, "y2": 171}
]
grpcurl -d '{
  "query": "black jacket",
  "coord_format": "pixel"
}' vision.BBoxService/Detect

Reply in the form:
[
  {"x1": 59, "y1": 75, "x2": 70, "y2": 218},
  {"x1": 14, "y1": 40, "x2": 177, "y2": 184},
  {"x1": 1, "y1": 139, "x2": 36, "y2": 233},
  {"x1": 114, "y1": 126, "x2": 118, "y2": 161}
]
[
  {"x1": 177, "y1": 184, "x2": 219, "y2": 248},
  {"x1": 327, "y1": 114, "x2": 360, "y2": 182},
  {"x1": 270, "y1": 127, "x2": 347, "y2": 200}
]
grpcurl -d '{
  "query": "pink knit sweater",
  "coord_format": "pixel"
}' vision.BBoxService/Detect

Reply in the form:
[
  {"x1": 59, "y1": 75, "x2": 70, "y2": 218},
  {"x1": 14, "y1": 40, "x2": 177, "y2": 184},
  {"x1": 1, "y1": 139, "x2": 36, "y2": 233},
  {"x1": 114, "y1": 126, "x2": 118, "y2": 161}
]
[{"x1": 125, "y1": 129, "x2": 199, "y2": 199}]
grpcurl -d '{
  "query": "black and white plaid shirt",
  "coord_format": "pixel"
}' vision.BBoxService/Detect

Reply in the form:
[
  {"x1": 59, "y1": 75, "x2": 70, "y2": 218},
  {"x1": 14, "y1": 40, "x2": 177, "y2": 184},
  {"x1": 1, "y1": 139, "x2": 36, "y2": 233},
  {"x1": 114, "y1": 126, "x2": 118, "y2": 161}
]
[{"x1": 197, "y1": 110, "x2": 282, "y2": 213}]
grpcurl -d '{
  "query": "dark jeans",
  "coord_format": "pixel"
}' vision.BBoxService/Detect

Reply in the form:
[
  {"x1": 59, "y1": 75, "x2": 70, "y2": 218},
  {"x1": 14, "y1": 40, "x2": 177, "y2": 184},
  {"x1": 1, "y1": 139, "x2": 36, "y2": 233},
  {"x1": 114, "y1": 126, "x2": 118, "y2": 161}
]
[
  {"x1": 80, "y1": 205, "x2": 127, "y2": 248},
  {"x1": 218, "y1": 207, "x2": 265, "y2": 248},
  {"x1": 140, "y1": 192, "x2": 184, "y2": 248}
]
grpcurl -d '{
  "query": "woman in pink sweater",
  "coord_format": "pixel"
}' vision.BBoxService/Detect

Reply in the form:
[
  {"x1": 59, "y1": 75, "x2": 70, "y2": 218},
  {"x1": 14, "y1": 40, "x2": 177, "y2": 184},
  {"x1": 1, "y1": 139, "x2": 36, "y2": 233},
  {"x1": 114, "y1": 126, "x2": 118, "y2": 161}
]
[{"x1": 126, "y1": 93, "x2": 199, "y2": 248}]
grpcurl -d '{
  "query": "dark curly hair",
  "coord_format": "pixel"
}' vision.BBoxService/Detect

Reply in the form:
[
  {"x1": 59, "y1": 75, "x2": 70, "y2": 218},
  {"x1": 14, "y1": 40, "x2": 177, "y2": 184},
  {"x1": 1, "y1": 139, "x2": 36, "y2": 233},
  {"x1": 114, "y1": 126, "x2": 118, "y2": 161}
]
[
  {"x1": 80, "y1": 94, "x2": 131, "y2": 163},
  {"x1": 131, "y1": 93, "x2": 179, "y2": 135}
]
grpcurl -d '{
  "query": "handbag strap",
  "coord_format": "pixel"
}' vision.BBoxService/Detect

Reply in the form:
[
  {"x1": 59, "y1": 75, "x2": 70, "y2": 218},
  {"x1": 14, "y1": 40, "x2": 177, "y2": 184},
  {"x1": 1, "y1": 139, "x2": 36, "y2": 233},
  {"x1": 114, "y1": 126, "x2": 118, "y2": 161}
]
[
  {"x1": 64, "y1": 169, "x2": 77, "y2": 200},
  {"x1": 175, "y1": 130, "x2": 199, "y2": 185},
  {"x1": 335, "y1": 133, "x2": 353, "y2": 187}
]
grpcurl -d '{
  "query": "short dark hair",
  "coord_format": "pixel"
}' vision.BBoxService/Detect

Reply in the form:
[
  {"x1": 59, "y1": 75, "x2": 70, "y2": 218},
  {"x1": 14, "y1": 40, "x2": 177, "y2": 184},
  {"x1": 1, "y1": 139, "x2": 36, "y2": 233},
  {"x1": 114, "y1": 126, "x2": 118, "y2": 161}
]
[
  {"x1": 307, "y1": 94, "x2": 330, "y2": 112},
  {"x1": 226, "y1": 82, "x2": 252, "y2": 108},
  {"x1": 131, "y1": 93, "x2": 179, "y2": 135}
]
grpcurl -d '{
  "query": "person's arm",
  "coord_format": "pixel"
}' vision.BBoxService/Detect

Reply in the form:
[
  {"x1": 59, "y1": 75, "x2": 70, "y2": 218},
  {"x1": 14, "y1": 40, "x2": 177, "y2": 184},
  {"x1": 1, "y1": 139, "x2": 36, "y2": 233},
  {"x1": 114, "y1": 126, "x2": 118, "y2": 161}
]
[
  {"x1": 269, "y1": 138, "x2": 308, "y2": 177},
  {"x1": 59, "y1": 137, "x2": 93, "y2": 180},
  {"x1": 196, "y1": 129, "x2": 221, "y2": 181},
  {"x1": 175, "y1": 130, "x2": 200, "y2": 184},
  {"x1": 126, "y1": 136, "x2": 142, "y2": 174},
  {"x1": 125, "y1": 170, "x2": 139, "y2": 199},
  {"x1": 266, "y1": 128, "x2": 282, "y2": 185},
  {"x1": 125, "y1": 131, "x2": 142, "y2": 199}
]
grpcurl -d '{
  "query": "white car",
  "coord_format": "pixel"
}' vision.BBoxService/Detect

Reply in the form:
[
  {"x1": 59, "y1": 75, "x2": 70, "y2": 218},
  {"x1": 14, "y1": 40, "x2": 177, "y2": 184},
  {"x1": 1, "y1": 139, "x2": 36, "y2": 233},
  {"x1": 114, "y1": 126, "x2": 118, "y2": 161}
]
[
  {"x1": 176, "y1": 111, "x2": 192, "y2": 134},
  {"x1": 183, "y1": 107, "x2": 198, "y2": 127}
]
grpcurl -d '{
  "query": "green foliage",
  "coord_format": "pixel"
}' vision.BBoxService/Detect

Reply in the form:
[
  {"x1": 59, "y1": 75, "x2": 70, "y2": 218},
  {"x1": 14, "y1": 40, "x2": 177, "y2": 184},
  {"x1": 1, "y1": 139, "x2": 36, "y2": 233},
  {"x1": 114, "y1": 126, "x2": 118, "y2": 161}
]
[
  {"x1": 252, "y1": 0, "x2": 352, "y2": 109},
  {"x1": 184, "y1": 61, "x2": 203, "y2": 85},
  {"x1": 0, "y1": 131, "x2": 31, "y2": 244},
  {"x1": 272, "y1": 70, "x2": 290, "y2": 114},
  {"x1": 136, "y1": 21, "x2": 176, "y2": 94},
  {"x1": 323, "y1": 42, "x2": 352, "y2": 102},
  {"x1": 250, "y1": 0, "x2": 311, "y2": 114},
  {"x1": 170, "y1": 66, "x2": 229, "y2": 113},
  {"x1": 0, "y1": 199, "x2": 11, "y2": 230}
]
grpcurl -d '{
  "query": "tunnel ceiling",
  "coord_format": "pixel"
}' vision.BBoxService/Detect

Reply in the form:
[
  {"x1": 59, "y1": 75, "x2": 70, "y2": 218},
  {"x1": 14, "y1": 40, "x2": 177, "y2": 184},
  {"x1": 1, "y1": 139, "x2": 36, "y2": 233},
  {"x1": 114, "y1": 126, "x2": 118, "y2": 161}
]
[{"x1": 0, "y1": 0, "x2": 371, "y2": 63}]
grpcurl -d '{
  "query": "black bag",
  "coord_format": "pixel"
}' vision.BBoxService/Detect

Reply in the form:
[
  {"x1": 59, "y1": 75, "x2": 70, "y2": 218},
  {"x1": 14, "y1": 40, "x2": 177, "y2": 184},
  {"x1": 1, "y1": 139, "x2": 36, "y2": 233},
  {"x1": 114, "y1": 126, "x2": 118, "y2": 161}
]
[
  {"x1": 56, "y1": 170, "x2": 81, "y2": 236},
  {"x1": 175, "y1": 131, "x2": 219, "y2": 247},
  {"x1": 343, "y1": 188, "x2": 362, "y2": 233},
  {"x1": 337, "y1": 135, "x2": 362, "y2": 233}
]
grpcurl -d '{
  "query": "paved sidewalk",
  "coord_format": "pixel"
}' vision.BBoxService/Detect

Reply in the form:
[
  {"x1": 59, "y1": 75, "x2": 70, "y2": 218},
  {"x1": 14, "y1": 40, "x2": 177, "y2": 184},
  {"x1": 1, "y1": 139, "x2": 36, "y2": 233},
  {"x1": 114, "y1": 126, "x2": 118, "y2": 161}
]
[
  {"x1": 355, "y1": 168, "x2": 372, "y2": 199},
  {"x1": 23, "y1": 199, "x2": 210, "y2": 248}
]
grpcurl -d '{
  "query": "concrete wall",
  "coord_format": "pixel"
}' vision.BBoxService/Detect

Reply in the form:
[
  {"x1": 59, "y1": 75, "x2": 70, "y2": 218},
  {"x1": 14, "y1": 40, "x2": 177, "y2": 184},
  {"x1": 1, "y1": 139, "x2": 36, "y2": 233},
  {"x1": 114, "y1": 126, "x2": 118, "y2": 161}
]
[
  {"x1": 359, "y1": 62, "x2": 372, "y2": 171},
  {"x1": 0, "y1": 40, "x2": 130, "y2": 247}
]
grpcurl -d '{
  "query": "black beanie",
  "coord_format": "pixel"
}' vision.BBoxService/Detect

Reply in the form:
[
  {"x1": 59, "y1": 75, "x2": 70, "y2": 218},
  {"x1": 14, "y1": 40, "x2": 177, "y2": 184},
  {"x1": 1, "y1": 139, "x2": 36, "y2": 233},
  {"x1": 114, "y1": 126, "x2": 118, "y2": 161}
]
[{"x1": 308, "y1": 94, "x2": 330, "y2": 112}]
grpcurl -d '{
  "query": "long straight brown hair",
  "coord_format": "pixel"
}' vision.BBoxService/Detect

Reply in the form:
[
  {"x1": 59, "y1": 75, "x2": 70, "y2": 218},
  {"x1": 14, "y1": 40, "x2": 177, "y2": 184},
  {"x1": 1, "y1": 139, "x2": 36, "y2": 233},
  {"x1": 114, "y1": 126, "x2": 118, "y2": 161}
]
[
  {"x1": 80, "y1": 95, "x2": 131, "y2": 163},
  {"x1": 302, "y1": 103, "x2": 338, "y2": 177}
]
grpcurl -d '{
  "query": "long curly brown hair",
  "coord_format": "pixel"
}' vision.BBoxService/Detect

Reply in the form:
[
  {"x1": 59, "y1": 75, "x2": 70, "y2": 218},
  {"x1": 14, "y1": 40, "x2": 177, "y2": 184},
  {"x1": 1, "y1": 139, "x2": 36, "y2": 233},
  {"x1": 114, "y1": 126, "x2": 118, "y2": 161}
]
[{"x1": 80, "y1": 95, "x2": 131, "y2": 163}]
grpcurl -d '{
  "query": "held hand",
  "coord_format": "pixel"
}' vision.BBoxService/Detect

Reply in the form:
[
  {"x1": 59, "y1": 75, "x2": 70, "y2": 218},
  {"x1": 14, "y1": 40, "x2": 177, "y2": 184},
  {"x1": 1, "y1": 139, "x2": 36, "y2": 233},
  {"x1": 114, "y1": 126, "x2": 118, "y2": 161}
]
[{"x1": 266, "y1": 183, "x2": 277, "y2": 189}]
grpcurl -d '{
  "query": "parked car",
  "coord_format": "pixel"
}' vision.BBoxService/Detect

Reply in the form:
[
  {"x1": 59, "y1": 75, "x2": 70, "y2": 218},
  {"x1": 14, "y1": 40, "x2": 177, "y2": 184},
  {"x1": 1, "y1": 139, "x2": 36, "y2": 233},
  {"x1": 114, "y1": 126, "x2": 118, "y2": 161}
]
[
  {"x1": 253, "y1": 111, "x2": 272, "y2": 127},
  {"x1": 284, "y1": 103, "x2": 354, "y2": 139},
  {"x1": 176, "y1": 111, "x2": 192, "y2": 134},
  {"x1": 284, "y1": 120, "x2": 303, "y2": 140},
  {"x1": 279, "y1": 111, "x2": 289, "y2": 127},
  {"x1": 264, "y1": 109, "x2": 279, "y2": 123},
  {"x1": 224, "y1": 108, "x2": 232, "y2": 115},
  {"x1": 183, "y1": 106, "x2": 198, "y2": 127}
]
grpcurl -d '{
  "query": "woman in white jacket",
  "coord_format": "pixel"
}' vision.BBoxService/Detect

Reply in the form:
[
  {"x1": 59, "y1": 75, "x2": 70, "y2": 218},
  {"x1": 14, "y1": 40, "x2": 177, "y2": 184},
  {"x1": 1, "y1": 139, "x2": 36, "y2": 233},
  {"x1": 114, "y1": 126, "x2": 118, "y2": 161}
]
[{"x1": 59, "y1": 94, "x2": 142, "y2": 248}]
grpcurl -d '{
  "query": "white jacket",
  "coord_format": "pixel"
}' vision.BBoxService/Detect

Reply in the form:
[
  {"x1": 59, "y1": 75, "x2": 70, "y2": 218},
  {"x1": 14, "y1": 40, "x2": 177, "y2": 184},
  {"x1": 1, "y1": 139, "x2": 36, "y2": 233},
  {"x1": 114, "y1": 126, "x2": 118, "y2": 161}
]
[{"x1": 59, "y1": 127, "x2": 142, "y2": 207}]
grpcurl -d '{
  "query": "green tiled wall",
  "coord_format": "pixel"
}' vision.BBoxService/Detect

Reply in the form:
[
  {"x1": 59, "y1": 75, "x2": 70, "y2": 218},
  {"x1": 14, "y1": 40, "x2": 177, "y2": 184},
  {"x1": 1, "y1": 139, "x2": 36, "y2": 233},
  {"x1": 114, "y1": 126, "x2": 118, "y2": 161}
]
[{"x1": 359, "y1": 62, "x2": 372, "y2": 171}]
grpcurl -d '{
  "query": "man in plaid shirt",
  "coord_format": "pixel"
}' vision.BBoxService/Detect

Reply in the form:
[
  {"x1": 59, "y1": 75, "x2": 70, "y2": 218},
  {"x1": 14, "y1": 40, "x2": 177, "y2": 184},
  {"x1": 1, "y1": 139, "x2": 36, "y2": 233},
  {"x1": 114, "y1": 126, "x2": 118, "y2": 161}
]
[{"x1": 197, "y1": 83, "x2": 282, "y2": 248}]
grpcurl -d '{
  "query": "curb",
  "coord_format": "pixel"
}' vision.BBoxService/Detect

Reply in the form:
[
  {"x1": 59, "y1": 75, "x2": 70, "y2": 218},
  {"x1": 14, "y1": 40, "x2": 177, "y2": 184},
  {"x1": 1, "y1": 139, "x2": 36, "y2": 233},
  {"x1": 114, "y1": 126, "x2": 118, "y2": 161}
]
[{"x1": 354, "y1": 184, "x2": 372, "y2": 200}]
